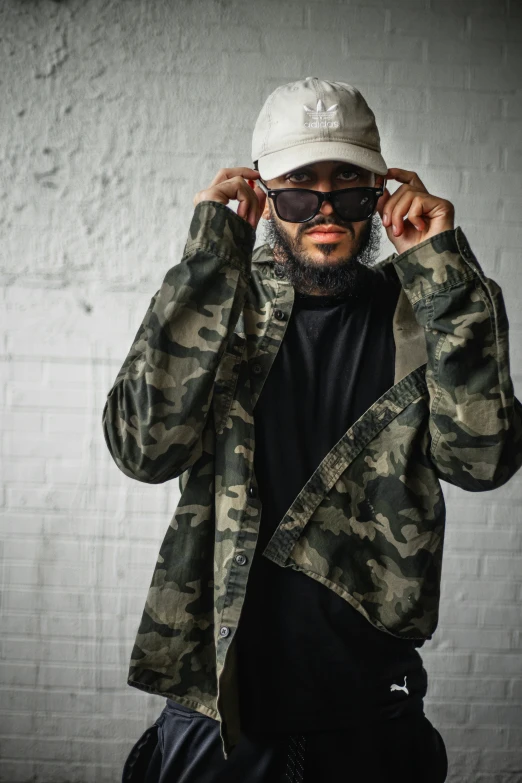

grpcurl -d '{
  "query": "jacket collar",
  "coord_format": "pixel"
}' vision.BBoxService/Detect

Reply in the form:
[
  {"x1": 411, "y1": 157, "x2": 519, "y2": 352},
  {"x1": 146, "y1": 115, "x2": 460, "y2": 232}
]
[{"x1": 251, "y1": 242, "x2": 427, "y2": 385}]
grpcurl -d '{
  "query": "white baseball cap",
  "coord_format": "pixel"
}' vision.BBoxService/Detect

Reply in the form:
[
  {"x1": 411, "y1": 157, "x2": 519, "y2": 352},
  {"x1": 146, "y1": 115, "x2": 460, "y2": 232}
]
[{"x1": 252, "y1": 76, "x2": 388, "y2": 180}]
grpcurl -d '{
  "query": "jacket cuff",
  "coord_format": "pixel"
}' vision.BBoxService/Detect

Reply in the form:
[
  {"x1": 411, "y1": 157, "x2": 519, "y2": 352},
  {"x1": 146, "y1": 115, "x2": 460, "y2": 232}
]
[
  {"x1": 390, "y1": 226, "x2": 485, "y2": 305},
  {"x1": 182, "y1": 200, "x2": 256, "y2": 274}
]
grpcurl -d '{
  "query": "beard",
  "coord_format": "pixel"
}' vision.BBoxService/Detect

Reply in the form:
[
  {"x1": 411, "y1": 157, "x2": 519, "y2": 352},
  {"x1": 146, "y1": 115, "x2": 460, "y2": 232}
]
[{"x1": 262, "y1": 205, "x2": 382, "y2": 298}]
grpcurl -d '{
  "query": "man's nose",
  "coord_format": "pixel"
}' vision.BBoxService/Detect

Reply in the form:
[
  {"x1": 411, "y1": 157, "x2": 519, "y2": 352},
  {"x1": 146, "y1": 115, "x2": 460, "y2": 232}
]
[
  {"x1": 314, "y1": 182, "x2": 337, "y2": 216},
  {"x1": 319, "y1": 198, "x2": 335, "y2": 216}
]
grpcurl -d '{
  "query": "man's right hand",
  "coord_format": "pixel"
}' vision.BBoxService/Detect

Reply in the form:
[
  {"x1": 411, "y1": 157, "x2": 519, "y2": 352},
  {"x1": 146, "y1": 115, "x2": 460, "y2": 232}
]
[{"x1": 193, "y1": 167, "x2": 267, "y2": 230}]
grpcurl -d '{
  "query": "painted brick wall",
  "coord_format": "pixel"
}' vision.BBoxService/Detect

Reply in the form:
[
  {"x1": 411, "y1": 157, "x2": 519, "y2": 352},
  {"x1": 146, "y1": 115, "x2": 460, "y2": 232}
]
[{"x1": 1, "y1": 0, "x2": 521, "y2": 781}]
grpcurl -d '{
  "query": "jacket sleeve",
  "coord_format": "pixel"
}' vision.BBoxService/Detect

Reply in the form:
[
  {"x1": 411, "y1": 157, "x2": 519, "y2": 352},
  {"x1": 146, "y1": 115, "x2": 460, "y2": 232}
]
[
  {"x1": 390, "y1": 226, "x2": 522, "y2": 492},
  {"x1": 102, "y1": 200, "x2": 255, "y2": 484}
]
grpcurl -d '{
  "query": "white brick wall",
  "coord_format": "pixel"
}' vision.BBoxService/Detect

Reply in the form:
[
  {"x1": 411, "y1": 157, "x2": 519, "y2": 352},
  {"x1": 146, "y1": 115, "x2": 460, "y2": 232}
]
[{"x1": 1, "y1": 0, "x2": 521, "y2": 780}]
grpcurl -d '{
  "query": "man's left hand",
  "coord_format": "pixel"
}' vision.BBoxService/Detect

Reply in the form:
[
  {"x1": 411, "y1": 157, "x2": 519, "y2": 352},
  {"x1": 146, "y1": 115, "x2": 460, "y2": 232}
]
[{"x1": 376, "y1": 168, "x2": 455, "y2": 255}]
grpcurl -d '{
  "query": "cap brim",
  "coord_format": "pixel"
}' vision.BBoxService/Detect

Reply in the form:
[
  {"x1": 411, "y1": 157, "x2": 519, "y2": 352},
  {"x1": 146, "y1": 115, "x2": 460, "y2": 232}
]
[{"x1": 256, "y1": 140, "x2": 388, "y2": 180}]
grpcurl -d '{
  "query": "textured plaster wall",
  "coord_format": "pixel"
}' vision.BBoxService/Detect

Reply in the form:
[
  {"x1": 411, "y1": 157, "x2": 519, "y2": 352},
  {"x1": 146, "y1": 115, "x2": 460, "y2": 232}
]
[{"x1": 1, "y1": 0, "x2": 521, "y2": 781}]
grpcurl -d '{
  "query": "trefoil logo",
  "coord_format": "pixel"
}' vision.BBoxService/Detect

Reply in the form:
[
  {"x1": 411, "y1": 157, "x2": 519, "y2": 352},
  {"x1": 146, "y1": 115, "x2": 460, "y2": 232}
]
[{"x1": 303, "y1": 99, "x2": 340, "y2": 129}]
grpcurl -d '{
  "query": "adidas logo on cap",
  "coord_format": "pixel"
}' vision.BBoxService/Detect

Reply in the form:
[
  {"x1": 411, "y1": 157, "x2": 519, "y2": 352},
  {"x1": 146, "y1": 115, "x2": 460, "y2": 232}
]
[{"x1": 303, "y1": 99, "x2": 340, "y2": 129}]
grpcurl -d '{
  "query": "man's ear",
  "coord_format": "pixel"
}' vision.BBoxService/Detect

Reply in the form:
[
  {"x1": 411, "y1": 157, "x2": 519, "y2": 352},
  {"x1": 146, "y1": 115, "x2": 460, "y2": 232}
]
[{"x1": 261, "y1": 195, "x2": 271, "y2": 221}]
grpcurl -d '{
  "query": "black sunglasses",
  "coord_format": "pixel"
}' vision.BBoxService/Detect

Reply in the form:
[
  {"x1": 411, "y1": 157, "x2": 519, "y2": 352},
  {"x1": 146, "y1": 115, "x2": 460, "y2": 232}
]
[{"x1": 256, "y1": 179, "x2": 384, "y2": 223}]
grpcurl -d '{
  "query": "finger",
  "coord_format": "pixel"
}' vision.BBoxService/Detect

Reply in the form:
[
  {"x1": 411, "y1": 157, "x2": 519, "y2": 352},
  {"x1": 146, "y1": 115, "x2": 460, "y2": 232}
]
[
  {"x1": 198, "y1": 176, "x2": 261, "y2": 227},
  {"x1": 209, "y1": 167, "x2": 261, "y2": 188},
  {"x1": 196, "y1": 177, "x2": 257, "y2": 223},
  {"x1": 382, "y1": 184, "x2": 423, "y2": 227},
  {"x1": 390, "y1": 191, "x2": 442, "y2": 235},
  {"x1": 389, "y1": 190, "x2": 419, "y2": 236},
  {"x1": 386, "y1": 167, "x2": 428, "y2": 193},
  {"x1": 376, "y1": 188, "x2": 391, "y2": 220},
  {"x1": 209, "y1": 176, "x2": 257, "y2": 204},
  {"x1": 407, "y1": 195, "x2": 427, "y2": 232},
  {"x1": 248, "y1": 179, "x2": 263, "y2": 221},
  {"x1": 382, "y1": 184, "x2": 409, "y2": 226},
  {"x1": 253, "y1": 182, "x2": 267, "y2": 214},
  {"x1": 250, "y1": 186, "x2": 266, "y2": 227},
  {"x1": 246, "y1": 180, "x2": 268, "y2": 223},
  {"x1": 236, "y1": 192, "x2": 252, "y2": 223},
  {"x1": 234, "y1": 181, "x2": 259, "y2": 228}
]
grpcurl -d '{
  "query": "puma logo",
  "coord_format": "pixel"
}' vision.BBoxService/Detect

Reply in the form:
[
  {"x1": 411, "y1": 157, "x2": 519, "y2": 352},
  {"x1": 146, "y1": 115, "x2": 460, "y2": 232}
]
[{"x1": 390, "y1": 676, "x2": 409, "y2": 695}]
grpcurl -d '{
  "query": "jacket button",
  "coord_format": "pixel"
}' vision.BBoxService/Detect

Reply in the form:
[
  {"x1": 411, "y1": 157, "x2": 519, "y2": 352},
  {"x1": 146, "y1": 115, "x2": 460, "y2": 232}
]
[
  {"x1": 235, "y1": 554, "x2": 247, "y2": 566},
  {"x1": 252, "y1": 362, "x2": 262, "y2": 374},
  {"x1": 274, "y1": 309, "x2": 286, "y2": 321},
  {"x1": 248, "y1": 485, "x2": 257, "y2": 498},
  {"x1": 219, "y1": 626, "x2": 230, "y2": 638}
]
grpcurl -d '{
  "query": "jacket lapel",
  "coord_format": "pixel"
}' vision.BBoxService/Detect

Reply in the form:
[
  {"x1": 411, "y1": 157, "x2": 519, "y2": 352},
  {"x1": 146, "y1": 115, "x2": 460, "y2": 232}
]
[
  {"x1": 392, "y1": 286, "x2": 428, "y2": 384},
  {"x1": 249, "y1": 243, "x2": 428, "y2": 395}
]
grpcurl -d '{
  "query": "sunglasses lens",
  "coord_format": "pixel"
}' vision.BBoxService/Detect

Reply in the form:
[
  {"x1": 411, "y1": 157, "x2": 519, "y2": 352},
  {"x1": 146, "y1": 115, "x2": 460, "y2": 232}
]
[
  {"x1": 272, "y1": 188, "x2": 377, "y2": 222},
  {"x1": 332, "y1": 190, "x2": 375, "y2": 221},
  {"x1": 274, "y1": 190, "x2": 320, "y2": 222}
]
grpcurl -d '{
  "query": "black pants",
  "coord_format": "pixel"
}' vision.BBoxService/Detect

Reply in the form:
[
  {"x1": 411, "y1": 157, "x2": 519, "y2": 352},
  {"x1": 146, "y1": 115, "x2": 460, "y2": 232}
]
[{"x1": 122, "y1": 699, "x2": 448, "y2": 783}]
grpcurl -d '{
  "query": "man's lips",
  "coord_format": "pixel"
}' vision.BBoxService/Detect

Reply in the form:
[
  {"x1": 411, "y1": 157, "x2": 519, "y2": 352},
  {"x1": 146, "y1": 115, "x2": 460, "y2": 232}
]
[{"x1": 305, "y1": 226, "x2": 348, "y2": 242}]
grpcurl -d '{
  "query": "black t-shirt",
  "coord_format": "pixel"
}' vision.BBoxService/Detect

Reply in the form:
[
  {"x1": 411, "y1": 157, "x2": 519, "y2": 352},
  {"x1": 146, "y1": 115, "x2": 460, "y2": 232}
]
[{"x1": 235, "y1": 262, "x2": 427, "y2": 734}]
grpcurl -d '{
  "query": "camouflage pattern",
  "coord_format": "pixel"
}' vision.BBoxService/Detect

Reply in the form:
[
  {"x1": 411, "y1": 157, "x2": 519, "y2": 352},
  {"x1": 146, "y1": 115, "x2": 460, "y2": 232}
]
[{"x1": 102, "y1": 200, "x2": 522, "y2": 759}]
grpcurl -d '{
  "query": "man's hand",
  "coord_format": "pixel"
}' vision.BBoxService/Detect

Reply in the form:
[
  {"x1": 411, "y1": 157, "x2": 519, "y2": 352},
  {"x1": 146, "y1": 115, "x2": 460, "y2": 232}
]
[
  {"x1": 376, "y1": 168, "x2": 455, "y2": 255},
  {"x1": 194, "y1": 167, "x2": 267, "y2": 230}
]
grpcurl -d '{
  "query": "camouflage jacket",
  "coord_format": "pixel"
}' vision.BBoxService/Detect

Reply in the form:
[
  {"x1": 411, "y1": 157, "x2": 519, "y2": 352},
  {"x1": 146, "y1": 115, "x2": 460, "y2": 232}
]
[{"x1": 102, "y1": 201, "x2": 522, "y2": 759}]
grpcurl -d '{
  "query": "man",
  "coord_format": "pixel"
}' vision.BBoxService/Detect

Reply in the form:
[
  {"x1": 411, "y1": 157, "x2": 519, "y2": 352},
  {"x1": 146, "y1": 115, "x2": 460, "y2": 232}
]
[{"x1": 104, "y1": 78, "x2": 522, "y2": 782}]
